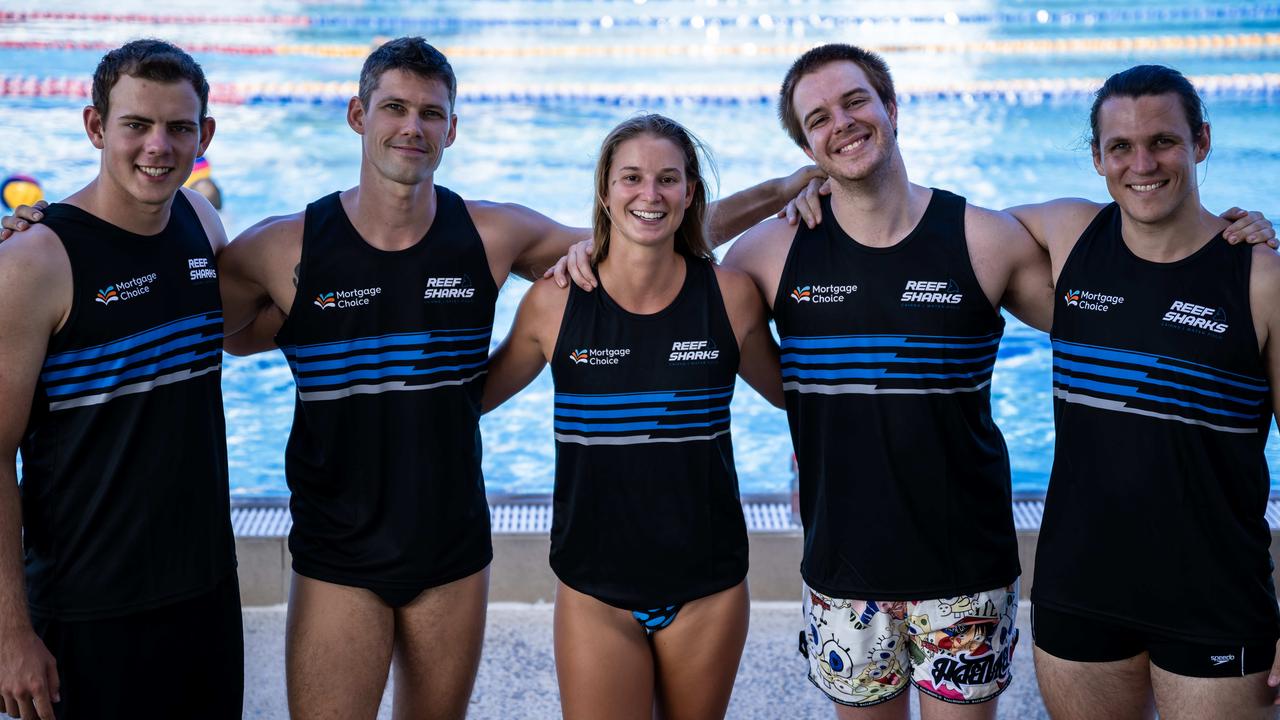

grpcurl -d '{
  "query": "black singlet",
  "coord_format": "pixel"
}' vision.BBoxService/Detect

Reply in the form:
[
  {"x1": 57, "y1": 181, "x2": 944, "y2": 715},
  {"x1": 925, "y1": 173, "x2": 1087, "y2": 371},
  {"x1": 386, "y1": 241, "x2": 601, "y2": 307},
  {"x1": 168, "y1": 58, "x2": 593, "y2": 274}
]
[
  {"x1": 21, "y1": 193, "x2": 235, "y2": 620},
  {"x1": 773, "y1": 189, "x2": 1019, "y2": 600},
  {"x1": 1033, "y1": 202, "x2": 1278, "y2": 644},
  {"x1": 548, "y1": 256, "x2": 748, "y2": 609},
  {"x1": 276, "y1": 188, "x2": 496, "y2": 594}
]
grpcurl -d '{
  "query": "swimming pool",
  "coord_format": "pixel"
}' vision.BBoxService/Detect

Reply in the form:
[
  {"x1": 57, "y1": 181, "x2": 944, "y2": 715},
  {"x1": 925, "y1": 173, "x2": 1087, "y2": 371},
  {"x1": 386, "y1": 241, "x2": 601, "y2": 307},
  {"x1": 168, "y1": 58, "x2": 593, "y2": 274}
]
[{"x1": 3, "y1": 0, "x2": 1279, "y2": 496}]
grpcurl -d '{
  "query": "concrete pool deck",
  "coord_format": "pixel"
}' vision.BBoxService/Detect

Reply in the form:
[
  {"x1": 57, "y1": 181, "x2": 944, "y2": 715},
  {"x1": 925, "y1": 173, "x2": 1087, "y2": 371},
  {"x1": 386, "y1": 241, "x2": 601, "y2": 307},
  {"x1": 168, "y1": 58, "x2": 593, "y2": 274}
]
[
  {"x1": 226, "y1": 496, "x2": 1280, "y2": 717},
  {"x1": 242, "y1": 601, "x2": 1049, "y2": 719}
]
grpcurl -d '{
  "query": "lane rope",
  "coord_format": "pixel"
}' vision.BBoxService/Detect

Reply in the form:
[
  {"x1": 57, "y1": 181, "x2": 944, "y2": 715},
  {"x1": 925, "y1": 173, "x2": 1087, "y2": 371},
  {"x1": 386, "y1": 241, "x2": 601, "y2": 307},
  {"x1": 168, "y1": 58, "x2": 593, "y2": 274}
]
[
  {"x1": 3, "y1": 73, "x2": 1278, "y2": 107},
  {"x1": 3, "y1": 6, "x2": 1280, "y2": 30},
  {"x1": 4, "y1": 33, "x2": 1280, "y2": 59}
]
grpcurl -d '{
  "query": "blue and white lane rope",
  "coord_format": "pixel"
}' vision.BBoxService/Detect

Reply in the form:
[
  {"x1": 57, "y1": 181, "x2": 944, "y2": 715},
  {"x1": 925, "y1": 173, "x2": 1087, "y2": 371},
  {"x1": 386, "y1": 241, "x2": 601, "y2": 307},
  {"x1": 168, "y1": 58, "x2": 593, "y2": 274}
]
[
  {"x1": 2, "y1": 74, "x2": 1278, "y2": 107},
  {"x1": 4, "y1": 6, "x2": 1280, "y2": 30}
]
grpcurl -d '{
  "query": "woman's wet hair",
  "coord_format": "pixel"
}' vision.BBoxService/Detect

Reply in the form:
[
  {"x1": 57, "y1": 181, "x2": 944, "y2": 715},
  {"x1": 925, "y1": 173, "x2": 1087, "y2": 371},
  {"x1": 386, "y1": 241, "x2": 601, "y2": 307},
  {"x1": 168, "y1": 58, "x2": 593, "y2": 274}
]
[{"x1": 591, "y1": 114, "x2": 717, "y2": 264}]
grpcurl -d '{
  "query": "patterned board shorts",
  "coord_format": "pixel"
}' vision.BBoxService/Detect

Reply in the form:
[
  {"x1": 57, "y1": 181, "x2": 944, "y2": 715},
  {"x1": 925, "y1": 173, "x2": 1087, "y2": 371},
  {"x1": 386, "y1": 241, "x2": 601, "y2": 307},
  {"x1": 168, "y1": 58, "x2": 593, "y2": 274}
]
[{"x1": 801, "y1": 582, "x2": 1019, "y2": 707}]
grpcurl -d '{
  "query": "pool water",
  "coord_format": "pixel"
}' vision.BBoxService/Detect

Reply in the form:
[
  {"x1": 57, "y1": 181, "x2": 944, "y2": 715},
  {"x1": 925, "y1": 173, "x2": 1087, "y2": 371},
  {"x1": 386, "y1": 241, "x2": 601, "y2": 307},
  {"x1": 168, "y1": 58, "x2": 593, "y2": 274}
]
[{"x1": 2, "y1": 0, "x2": 1278, "y2": 496}]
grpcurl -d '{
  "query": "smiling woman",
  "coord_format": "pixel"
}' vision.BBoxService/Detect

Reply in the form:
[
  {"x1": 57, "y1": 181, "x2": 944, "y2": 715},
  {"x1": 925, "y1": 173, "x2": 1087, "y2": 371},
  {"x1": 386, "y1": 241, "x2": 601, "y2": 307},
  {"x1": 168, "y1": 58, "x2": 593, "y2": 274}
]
[
  {"x1": 481, "y1": 113, "x2": 785, "y2": 719},
  {"x1": 4, "y1": 0, "x2": 1280, "y2": 501}
]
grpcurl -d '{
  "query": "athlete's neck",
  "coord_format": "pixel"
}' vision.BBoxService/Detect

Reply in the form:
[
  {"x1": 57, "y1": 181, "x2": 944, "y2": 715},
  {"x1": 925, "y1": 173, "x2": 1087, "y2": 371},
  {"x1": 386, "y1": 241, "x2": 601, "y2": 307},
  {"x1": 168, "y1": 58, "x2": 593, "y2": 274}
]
[
  {"x1": 827, "y1": 158, "x2": 930, "y2": 248},
  {"x1": 597, "y1": 241, "x2": 686, "y2": 315},
  {"x1": 343, "y1": 171, "x2": 438, "y2": 251},
  {"x1": 65, "y1": 177, "x2": 174, "y2": 236},
  {"x1": 1119, "y1": 198, "x2": 1228, "y2": 263}
]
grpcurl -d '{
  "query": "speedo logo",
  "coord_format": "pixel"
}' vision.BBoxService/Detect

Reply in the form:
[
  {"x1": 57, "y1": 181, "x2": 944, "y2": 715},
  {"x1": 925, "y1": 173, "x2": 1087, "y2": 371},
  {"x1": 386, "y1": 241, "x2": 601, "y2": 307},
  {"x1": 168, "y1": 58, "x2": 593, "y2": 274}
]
[
  {"x1": 1063, "y1": 288, "x2": 1125, "y2": 312},
  {"x1": 901, "y1": 279, "x2": 961, "y2": 305},
  {"x1": 669, "y1": 339, "x2": 719, "y2": 363},
  {"x1": 93, "y1": 273, "x2": 157, "y2": 306},
  {"x1": 791, "y1": 283, "x2": 857, "y2": 303},
  {"x1": 1210, "y1": 654, "x2": 1235, "y2": 666},
  {"x1": 314, "y1": 286, "x2": 382, "y2": 310},
  {"x1": 424, "y1": 276, "x2": 476, "y2": 301},
  {"x1": 1163, "y1": 300, "x2": 1228, "y2": 334},
  {"x1": 188, "y1": 256, "x2": 217, "y2": 281},
  {"x1": 569, "y1": 347, "x2": 630, "y2": 366}
]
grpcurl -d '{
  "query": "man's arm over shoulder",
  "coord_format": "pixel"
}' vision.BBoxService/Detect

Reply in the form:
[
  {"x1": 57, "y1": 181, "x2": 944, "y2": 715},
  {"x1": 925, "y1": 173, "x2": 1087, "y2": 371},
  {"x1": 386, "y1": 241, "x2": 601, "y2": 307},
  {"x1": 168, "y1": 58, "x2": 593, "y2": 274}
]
[
  {"x1": 482, "y1": 277, "x2": 567, "y2": 413},
  {"x1": 966, "y1": 205, "x2": 1055, "y2": 332},
  {"x1": 1005, "y1": 198, "x2": 1104, "y2": 278},
  {"x1": 219, "y1": 212, "x2": 304, "y2": 354},
  {"x1": 721, "y1": 216, "x2": 797, "y2": 312},
  {"x1": 468, "y1": 200, "x2": 589, "y2": 285},
  {"x1": 714, "y1": 264, "x2": 784, "y2": 408},
  {"x1": 705, "y1": 165, "x2": 826, "y2": 246},
  {"x1": 0, "y1": 226, "x2": 68, "y2": 719}
]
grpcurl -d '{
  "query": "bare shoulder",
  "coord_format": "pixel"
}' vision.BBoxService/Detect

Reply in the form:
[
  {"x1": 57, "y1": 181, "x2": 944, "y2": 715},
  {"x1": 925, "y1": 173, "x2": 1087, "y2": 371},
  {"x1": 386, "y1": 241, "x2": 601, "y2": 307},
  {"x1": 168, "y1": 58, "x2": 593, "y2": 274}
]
[
  {"x1": 466, "y1": 199, "x2": 551, "y2": 234},
  {"x1": 0, "y1": 224, "x2": 71, "y2": 320},
  {"x1": 712, "y1": 263, "x2": 759, "y2": 303},
  {"x1": 519, "y1": 276, "x2": 571, "y2": 344},
  {"x1": 523, "y1": 275, "x2": 571, "y2": 313},
  {"x1": 966, "y1": 204, "x2": 1031, "y2": 239},
  {"x1": 1250, "y1": 243, "x2": 1280, "y2": 297},
  {"x1": 0, "y1": 223, "x2": 69, "y2": 284},
  {"x1": 180, "y1": 186, "x2": 228, "y2": 253},
  {"x1": 722, "y1": 216, "x2": 796, "y2": 270},
  {"x1": 219, "y1": 212, "x2": 304, "y2": 288},
  {"x1": 227, "y1": 212, "x2": 304, "y2": 258},
  {"x1": 1008, "y1": 197, "x2": 1104, "y2": 240}
]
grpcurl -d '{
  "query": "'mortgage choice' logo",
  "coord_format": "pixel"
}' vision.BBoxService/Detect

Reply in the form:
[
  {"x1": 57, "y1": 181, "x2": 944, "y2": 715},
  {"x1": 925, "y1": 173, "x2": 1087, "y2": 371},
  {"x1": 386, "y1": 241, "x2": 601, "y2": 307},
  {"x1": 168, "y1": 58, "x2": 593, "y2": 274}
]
[
  {"x1": 1063, "y1": 288, "x2": 1124, "y2": 312},
  {"x1": 568, "y1": 346, "x2": 630, "y2": 366},
  {"x1": 791, "y1": 283, "x2": 857, "y2": 303},
  {"x1": 314, "y1": 286, "x2": 382, "y2": 310},
  {"x1": 93, "y1": 272, "x2": 157, "y2": 307}
]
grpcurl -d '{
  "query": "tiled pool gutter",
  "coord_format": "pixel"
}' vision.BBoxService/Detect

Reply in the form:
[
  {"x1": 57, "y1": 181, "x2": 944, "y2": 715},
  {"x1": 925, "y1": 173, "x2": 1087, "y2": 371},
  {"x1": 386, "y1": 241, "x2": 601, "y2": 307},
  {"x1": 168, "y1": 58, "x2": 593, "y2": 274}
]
[{"x1": 231, "y1": 493, "x2": 1280, "y2": 606}]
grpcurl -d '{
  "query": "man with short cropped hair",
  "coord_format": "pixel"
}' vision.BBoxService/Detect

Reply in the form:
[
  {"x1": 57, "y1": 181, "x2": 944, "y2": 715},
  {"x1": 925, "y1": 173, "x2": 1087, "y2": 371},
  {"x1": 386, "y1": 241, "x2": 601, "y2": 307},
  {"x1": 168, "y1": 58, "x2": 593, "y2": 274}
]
[
  {"x1": 214, "y1": 36, "x2": 817, "y2": 719},
  {"x1": 0, "y1": 40, "x2": 241, "y2": 719}
]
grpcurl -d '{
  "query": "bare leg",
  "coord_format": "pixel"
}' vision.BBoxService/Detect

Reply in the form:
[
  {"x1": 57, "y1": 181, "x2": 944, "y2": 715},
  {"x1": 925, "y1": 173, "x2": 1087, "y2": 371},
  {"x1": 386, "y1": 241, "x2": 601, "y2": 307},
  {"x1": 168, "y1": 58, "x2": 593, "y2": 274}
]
[
  {"x1": 286, "y1": 573, "x2": 395, "y2": 720},
  {"x1": 1033, "y1": 646, "x2": 1155, "y2": 720},
  {"x1": 554, "y1": 582, "x2": 656, "y2": 720},
  {"x1": 650, "y1": 581, "x2": 749, "y2": 720},
  {"x1": 917, "y1": 690, "x2": 996, "y2": 720},
  {"x1": 833, "y1": 691, "x2": 910, "y2": 720},
  {"x1": 1151, "y1": 665, "x2": 1278, "y2": 720},
  {"x1": 390, "y1": 566, "x2": 491, "y2": 720}
]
